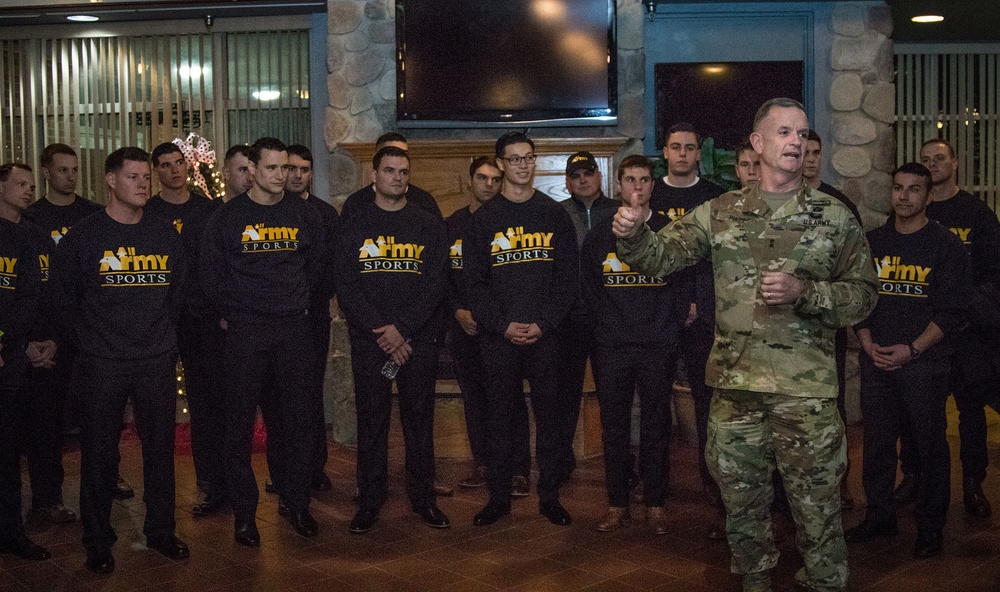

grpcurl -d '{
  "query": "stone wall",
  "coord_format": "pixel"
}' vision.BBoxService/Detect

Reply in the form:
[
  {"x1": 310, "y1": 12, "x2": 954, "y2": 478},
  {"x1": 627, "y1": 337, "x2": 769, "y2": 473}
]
[
  {"x1": 829, "y1": 3, "x2": 895, "y2": 228},
  {"x1": 323, "y1": 0, "x2": 646, "y2": 206}
]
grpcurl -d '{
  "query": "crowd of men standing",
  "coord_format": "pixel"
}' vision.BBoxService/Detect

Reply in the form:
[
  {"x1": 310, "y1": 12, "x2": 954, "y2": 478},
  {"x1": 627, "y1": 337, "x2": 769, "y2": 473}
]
[{"x1": 1, "y1": 96, "x2": 998, "y2": 592}]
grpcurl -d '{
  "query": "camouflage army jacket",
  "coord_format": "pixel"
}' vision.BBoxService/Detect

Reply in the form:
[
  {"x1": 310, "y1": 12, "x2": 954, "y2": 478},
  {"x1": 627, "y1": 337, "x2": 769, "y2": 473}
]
[{"x1": 618, "y1": 183, "x2": 877, "y2": 398}]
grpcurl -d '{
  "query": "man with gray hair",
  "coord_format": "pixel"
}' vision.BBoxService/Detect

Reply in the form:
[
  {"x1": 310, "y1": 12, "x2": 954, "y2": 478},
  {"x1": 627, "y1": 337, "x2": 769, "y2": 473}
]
[{"x1": 612, "y1": 98, "x2": 877, "y2": 591}]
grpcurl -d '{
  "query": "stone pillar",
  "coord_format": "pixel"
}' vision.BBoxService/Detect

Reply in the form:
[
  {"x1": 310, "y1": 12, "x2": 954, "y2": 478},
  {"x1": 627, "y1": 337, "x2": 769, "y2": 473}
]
[{"x1": 829, "y1": 2, "x2": 895, "y2": 228}]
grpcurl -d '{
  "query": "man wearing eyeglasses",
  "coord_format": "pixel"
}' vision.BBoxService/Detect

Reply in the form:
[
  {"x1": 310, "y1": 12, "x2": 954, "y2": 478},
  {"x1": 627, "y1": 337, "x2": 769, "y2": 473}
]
[{"x1": 464, "y1": 132, "x2": 579, "y2": 527}]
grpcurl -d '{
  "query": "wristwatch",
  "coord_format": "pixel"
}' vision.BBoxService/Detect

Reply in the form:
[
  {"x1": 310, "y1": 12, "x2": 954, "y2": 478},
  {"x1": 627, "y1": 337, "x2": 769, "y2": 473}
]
[{"x1": 908, "y1": 343, "x2": 922, "y2": 361}]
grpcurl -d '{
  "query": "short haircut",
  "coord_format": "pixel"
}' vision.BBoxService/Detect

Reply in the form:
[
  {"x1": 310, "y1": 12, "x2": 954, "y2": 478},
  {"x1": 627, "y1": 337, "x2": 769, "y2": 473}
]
[
  {"x1": 495, "y1": 132, "x2": 534, "y2": 159},
  {"x1": 894, "y1": 162, "x2": 933, "y2": 190},
  {"x1": 0, "y1": 162, "x2": 32, "y2": 182},
  {"x1": 469, "y1": 155, "x2": 499, "y2": 178},
  {"x1": 920, "y1": 138, "x2": 956, "y2": 159},
  {"x1": 617, "y1": 155, "x2": 654, "y2": 181},
  {"x1": 664, "y1": 122, "x2": 701, "y2": 148},
  {"x1": 752, "y1": 97, "x2": 807, "y2": 131},
  {"x1": 736, "y1": 139, "x2": 755, "y2": 159},
  {"x1": 151, "y1": 142, "x2": 184, "y2": 167},
  {"x1": 808, "y1": 129, "x2": 822, "y2": 145},
  {"x1": 249, "y1": 137, "x2": 287, "y2": 165},
  {"x1": 376, "y1": 132, "x2": 407, "y2": 150},
  {"x1": 40, "y1": 143, "x2": 77, "y2": 168},
  {"x1": 105, "y1": 147, "x2": 150, "y2": 174},
  {"x1": 224, "y1": 144, "x2": 250, "y2": 163},
  {"x1": 373, "y1": 145, "x2": 409, "y2": 170},
  {"x1": 286, "y1": 144, "x2": 313, "y2": 164}
]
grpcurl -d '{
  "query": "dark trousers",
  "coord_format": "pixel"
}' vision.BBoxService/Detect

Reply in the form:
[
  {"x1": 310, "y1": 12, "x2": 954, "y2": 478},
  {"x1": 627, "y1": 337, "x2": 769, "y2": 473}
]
[
  {"x1": 263, "y1": 313, "x2": 331, "y2": 491},
  {"x1": 351, "y1": 339, "x2": 438, "y2": 512},
  {"x1": 899, "y1": 334, "x2": 990, "y2": 485},
  {"x1": 224, "y1": 314, "x2": 317, "y2": 521},
  {"x1": 26, "y1": 354, "x2": 72, "y2": 508},
  {"x1": 0, "y1": 383, "x2": 29, "y2": 540},
  {"x1": 450, "y1": 322, "x2": 530, "y2": 474},
  {"x1": 683, "y1": 323, "x2": 717, "y2": 495},
  {"x1": 595, "y1": 345, "x2": 676, "y2": 507},
  {"x1": 178, "y1": 319, "x2": 226, "y2": 498},
  {"x1": 481, "y1": 334, "x2": 562, "y2": 503},
  {"x1": 860, "y1": 355, "x2": 951, "y2": 533},
  {"x1": 78, "y1": 351, "x2": 177, "y2": 550},
  {"x1": 554, "y1": 319, "x2": 596, "y2": 479}
]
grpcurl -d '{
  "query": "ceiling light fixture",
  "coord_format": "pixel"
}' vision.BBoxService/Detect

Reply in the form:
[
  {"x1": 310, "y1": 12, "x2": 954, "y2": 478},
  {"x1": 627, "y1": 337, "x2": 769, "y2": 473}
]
[
  {"x1": 911, "y1": 15, "x2": 944, "y2": 24},
  {"x1": 67, "y1": 15, "x2": 100, "y2": 22}
]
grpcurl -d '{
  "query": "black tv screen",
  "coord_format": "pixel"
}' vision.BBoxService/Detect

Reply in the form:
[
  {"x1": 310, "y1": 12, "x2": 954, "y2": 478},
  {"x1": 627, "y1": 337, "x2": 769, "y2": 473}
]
[
  {"x1": 396, "y1": 0, "x2": 617, "y2": 127},
  {"x1": 654, "y1": 61, "x2": 804, "y2": 150}
]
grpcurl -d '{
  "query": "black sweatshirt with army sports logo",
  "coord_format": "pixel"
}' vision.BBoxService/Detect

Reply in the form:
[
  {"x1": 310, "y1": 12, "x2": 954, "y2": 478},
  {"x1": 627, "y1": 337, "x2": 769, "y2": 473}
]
[
  {"x1": 146, "y1": 192, "x2": 220, "y2": 323},
  {"x1": 580, "y1": 213, "x2": 687, "y2": 349},
  {"x1": 200, "y1": 191, "x2": 326, "y2": 321},
  {"x1": 335, "y1": 200, "x2": 447, "y2": 347},
  {"x1": 925, "y1": 189, "x2": 1000, "y2": 287},
  {"x1": 23, "y1": 195, "x2": 103, "y2": 245},
  {"x1": 464, "y1": 190, "x2": 578, "y2": 336},
  {"x1": 857, "y1": 220, "x2": 970, "y2": 359},
  {"x1": 47, "y1": 210, "x2": 187, "y2": 360},
  {"x1": 0, "y1": 218, "x2": 44, "y2": 382},
  {"x1": 445, "y1": 205, "x2": 473, "y2": 314}
]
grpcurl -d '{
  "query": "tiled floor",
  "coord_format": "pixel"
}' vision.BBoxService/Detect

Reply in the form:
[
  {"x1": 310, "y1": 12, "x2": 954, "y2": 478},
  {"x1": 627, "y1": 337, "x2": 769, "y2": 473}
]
[{"x1": 5, "y1": 405, "x2": 1000, "y2": 592}]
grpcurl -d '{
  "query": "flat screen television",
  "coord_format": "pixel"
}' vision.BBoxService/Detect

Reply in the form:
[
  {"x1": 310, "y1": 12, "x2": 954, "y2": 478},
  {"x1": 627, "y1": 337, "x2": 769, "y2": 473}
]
[
  {"x1": 654, "y1": 61, "x2": 804, "y2": 150},
  {"x1": 395, "y1": 0, "x2": 617, "y2": 128}
]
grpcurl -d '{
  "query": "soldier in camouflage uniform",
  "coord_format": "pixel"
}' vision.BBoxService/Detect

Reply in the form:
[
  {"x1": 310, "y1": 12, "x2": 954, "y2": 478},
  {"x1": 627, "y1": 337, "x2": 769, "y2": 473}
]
[{"x1": 612, "y1": 98, "x2": 878, "y2": 592}]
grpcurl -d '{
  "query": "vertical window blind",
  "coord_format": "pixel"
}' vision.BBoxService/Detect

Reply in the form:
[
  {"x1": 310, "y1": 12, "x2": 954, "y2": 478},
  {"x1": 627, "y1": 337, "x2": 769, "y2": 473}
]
[
  {"x1": 896, "y1": 48, "x2": 999, "y2": 211},
  {"x1": 0, "y1": 29, "x2": 309, "y2": 201}
]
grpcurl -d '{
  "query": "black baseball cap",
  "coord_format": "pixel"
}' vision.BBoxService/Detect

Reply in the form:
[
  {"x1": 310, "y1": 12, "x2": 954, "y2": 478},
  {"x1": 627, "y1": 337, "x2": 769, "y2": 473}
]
[{"x1": 566, "y1": 151, "x2": 598, "y2": 176}]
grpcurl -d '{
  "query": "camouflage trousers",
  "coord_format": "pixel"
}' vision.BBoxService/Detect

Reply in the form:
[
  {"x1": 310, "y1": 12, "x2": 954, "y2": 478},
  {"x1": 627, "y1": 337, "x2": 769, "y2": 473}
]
[{"x1": 706, "y1": 389, "x2": 848, "y2": 592}]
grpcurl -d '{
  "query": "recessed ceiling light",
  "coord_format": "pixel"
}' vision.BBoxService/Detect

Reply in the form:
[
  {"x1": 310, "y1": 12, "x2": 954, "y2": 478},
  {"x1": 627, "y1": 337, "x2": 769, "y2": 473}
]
[
  {"x1": 911, "y1": 15, "x2": 944, "y2": 24},
  {"x1": 67, "y1": 15, "x2": 100, "y2": 22},
  {"x1": 252, "y1": 90, "x2": 280, "y2": 101}
]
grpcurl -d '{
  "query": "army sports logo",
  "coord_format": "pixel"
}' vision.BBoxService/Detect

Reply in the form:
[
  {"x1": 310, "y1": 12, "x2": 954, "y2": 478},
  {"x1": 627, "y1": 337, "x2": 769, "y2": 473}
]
[
  {"x1": 946, "y1": 226, "x2": 971, "y2": 244},
  {"x1": 659, "y1": 207, "x2": 688, "y2": 221},
  {"x1": 241, "y1": 223, "x2": 299, "y2": 252},
  {"x1": 490, "y1": 226, "x2": 554, "y2": 266},
  {"x1": 601, "y1": 251, "x2": 665, "y2": 287},
  {"x1": 172, "y1": 219, "x2": 184, "y2": 234},
  {"x1": 38, "y1": 253, "x2": 49, "y2": 282},
  {"x1": 50, "y1": 226, "x2": 71, "y2": 244},
  {"x1": 358, "y1": 235, "x2": 425, "y2": 273},
  {"x1": 449, "y1": 239, "x2": 463, "y2": 270},
  {"x1": 99, "y1": 247, "x2": 172, "y2": 286},
  {"x1": 874, "y1": 255, "x2": 931, "y2": 297},
  {"x1": 0, "y1": 255, "x2": 17, "y2": 289}
]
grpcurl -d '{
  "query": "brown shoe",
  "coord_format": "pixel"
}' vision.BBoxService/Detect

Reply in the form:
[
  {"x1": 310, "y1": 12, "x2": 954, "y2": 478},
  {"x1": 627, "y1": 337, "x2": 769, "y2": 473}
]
[
  {"x1": 647, "y1": 506, "x2": 668, "y2": 535},
  {"x1": 596, "y1": 506, "x2": 630, "y2": 532},
  {"x1": 511, "y1": 475, "x2": 530, "y2": 498},
  {"x1": 458, "y1": 466, "x2": 488, "y2": 489}
]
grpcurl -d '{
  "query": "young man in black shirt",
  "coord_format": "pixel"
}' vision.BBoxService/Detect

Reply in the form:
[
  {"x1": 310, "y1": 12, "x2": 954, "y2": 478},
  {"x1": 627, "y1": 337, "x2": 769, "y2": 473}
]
[
  {"x1": 582, "y1": 155, "x2": 686, "y2": 535},
  {"x1": 261, "y1": 144, "x2": 339, "y2": 498},
  {"x1": 48, "y1": 148, "x2": 189, "y2": 573},
  {"x1": 847, "y1": 162, "x2": 970, "y2": 558},
  {"x1": 145, "y1": 142, "x2": 225, "y2": 518},
  {"x1": 465, "y1": 132, "x2": 579, "y2": 526},
  {"x1": 23, "y1": 144, "x2": 103, "y2": 522},
  {"x1": 201, "y1": 137, "x2": 327, "y2": 546},
  {"x1": 0, "y1": 162, "x2": 56, "y2": 561},
  {"x1": 447, "y1": 157, "x2": 533, "y2": 493},
  {"x1": 336, "y1": 146, "x2": 449, "y2": 534},
  {"x1": 900, "y1": 138, "x2": 1000, "y2": 520},
  {"x1": 650, "y1": 123, "x2": 725, "y2": 525}
]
